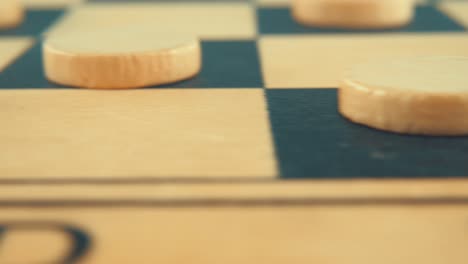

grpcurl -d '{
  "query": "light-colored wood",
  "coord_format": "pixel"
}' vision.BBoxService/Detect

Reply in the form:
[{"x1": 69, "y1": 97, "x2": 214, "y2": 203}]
[
  {"x1": 0, "y1": 206, "x2": 467, "y2": 264},
  {"x1": 292, "y1": 0, "x2": 415, "y2": 29},
  {"x1": 0, "y1": 179, "x2": 467, "y2": 201},
  {"x1": 21, "y1": 0, "x2": 83, "y2": 8},
  {"x1": 43, "y1": 29, "x2": 201, "y2": 89},
  {"x1": 45, "y1": 2, "x2": 256, "y2": 40},
  {"x1": 259, "y1": 33, "x2": 468, "y2": 88},
  {"x1": 256, "y1": 0, "x2": 290, "y2": 7},
  {"x1": 0, "y1": 228, "x2": 71, "y2": 264},
  {"x1": 0, "y1": 0, "x2": 24, "y2": 29},
  {"x1": 339, "y1": 56, "x2": 468, "y2": 135},
  {"x1": 0, "y1": 89, "x2": 277, "y2": 179},
  {"x1": 0, "y1": 37, "x2": 34, "y2": 72},
  {"x1": 440, "y1": 2, "x2": 468, "y2": 28},
  {"x1": 257, "y1": 0, "x2": 449, "y2": 7}
]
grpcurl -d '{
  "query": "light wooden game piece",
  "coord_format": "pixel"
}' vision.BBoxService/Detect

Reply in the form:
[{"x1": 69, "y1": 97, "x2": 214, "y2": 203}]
[
  {"x1": 0, "y1": 0, "x2": 24, "y2": 29},
  {"x1": 339, "y1": 56, "x2": 468, "y2": 136},
  {"x1": 43, "y1": 29, "x2": 202, "y2": 89},
  {"x1": 292, "y1": 0, "x2": 415, "y2": 29}
]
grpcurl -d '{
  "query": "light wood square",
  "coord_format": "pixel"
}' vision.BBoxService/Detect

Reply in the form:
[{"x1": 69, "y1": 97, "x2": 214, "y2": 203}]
[
  {"x1": 21, "y1": 0, "x2": 83, "y2": 8},
  {"x1": 259, "y1": 33, "x2": 468, "y2": 88},
  {"x1": 0, "y1": 38, "x2": 33, "y2": 73},
  {"x1": 46, "y1": 2, "x2": 256, "y2": 40},
  {"x1": 256, "y1": 0, "x2": 290, "y2": 7},
  {"x1": 0, "y1": 89, "x2": 277, "y2": 179},
  {"x1": 256, "y1": 0, "x2": 456, "y2": 7}
]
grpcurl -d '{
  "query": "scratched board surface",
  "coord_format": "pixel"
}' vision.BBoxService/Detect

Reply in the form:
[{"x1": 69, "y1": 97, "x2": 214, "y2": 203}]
[{"x1": 1, "y1": 0, "x2": 468, "y2": 263}]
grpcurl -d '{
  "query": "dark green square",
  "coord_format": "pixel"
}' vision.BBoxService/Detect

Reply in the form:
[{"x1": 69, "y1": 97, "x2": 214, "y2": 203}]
[{"x1": 267, "y1": 89, "x2": 468, "y2": 179}]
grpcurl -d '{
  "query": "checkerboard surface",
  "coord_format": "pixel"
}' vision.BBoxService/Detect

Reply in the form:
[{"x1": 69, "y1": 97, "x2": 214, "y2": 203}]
[
  {"x1": 1, "y1": 1, "x2": 468, "y2": 263},
  {"x1": 1, "y1": 0, "x2": 468, "y2": 181}
]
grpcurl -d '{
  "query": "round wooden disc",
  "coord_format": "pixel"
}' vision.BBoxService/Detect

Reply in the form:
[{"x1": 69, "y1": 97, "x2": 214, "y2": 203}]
[
  {"x1": 292, "y1": 0, "x2": 415, "y2": 29},
  {"x1": 339, "y1": 56, "x2": 468, "y2": 136},
  {"x1": 0, "y1": 0, "x2": 24, "y2": 29},
  {"x1": 43, "y1": 29, "x2": 202, "y2": 89}
]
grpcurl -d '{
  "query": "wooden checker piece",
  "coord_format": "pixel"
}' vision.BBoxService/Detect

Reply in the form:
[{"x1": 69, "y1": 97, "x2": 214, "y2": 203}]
[
  {"x1": 43, "y1": 29, "x2": 202, "y2": 89},
  {"x1": 292, "y1": 0, "x2": 415, "y2": 29},
  {"x1": 339, "y1": 56, "x2": 468, "y2": 135},
  {"x1": 0, "y1": 0, "x2": 24, "y2": 29}
]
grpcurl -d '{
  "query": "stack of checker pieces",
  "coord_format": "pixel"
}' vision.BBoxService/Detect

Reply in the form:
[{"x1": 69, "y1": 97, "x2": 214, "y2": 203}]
[{"x1": 0, "y1": 0, "x2": 468, "y2": 263}]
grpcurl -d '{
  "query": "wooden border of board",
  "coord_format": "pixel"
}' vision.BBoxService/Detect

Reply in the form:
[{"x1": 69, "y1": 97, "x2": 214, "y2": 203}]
[{"x1": 0, "y1": 179, "x2": 466, "y2": 204}]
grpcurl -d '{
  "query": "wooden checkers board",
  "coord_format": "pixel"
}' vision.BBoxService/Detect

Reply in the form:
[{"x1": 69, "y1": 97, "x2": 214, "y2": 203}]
[{"x1": 1, "y1": 0, "x2": 468, "y2": 263}]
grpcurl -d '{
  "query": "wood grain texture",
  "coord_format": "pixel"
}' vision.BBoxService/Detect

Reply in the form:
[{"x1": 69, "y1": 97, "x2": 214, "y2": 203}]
[
  {"x1": 45, "y1": 2, "x2": 256, "y2": 40},
  {"x1": 257, "y1": 0, "x2": 448, "y2": 7},
  {"x1": 339, "y1": 56, "x2": 468, "y2": 135},
  {"x1": 0, "y1": 179, "x2": 467, "y2": 201},
  {"x1": 259, "y1": 33, "x2": 468, "y2": 88},
  {"x1": 43, "y1": 30, "x2": 201, "y2": 89},
  {"x1": 21, "y1": 0, "x2": 83, "y2": 8},
  {"x1": 0, "y1": 206, "x2": 467, "y2": 264},
  {"x1": 0, "y1": 89, "x2": 277, "y2": 179},
  {"x1": 256, "y1": 0, "x2": 290, "y2": 7},
  {"x1": 292, "y1": 0, "x2": 415, "y2": 29}
]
